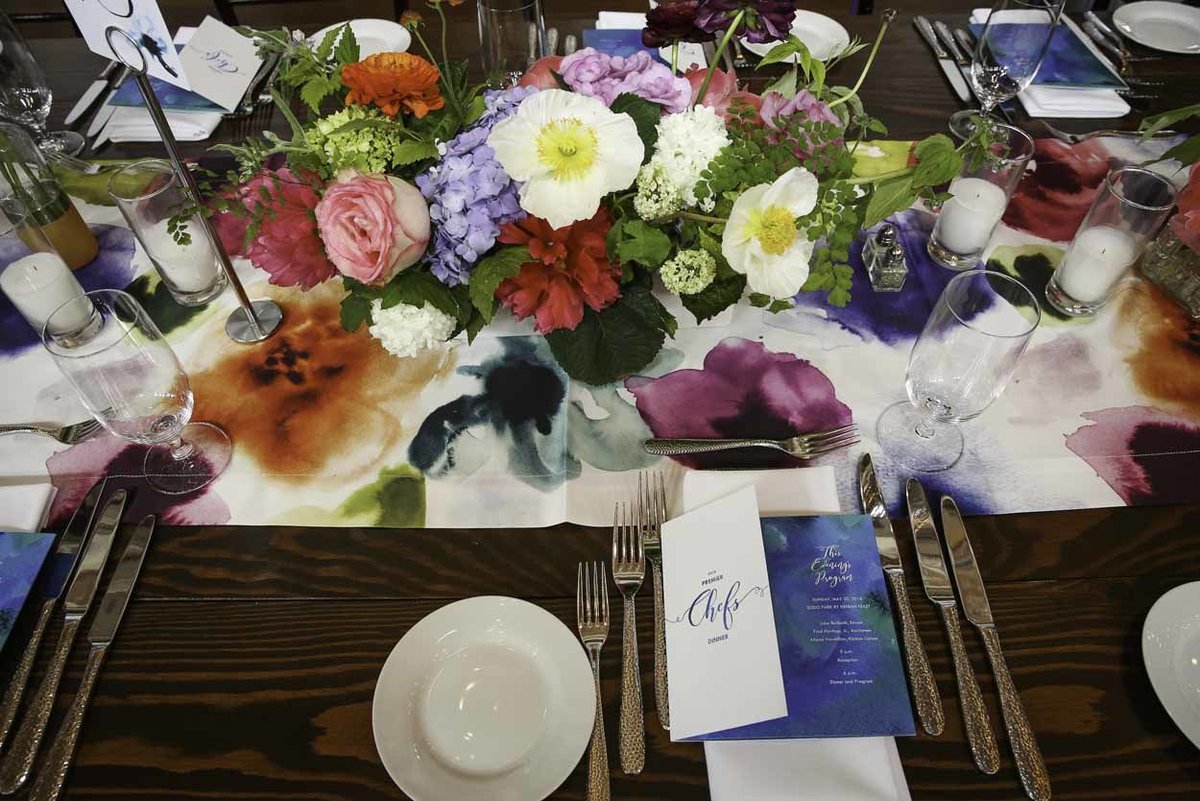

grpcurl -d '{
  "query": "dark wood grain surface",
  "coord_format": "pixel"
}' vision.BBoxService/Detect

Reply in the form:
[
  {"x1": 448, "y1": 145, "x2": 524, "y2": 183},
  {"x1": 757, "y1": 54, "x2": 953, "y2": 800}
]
[{"x1": 9, "y1": 3, "x2": 1200, "y2": 800}]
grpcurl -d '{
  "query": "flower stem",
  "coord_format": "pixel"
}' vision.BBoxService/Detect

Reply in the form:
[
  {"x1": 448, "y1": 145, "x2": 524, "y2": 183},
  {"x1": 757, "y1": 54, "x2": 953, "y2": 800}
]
[
  {"x1": 680, "y1": 210, "x2": 728, "y2": 225},
  {"x1": 413, "y1": 14, "x2": 465, "y2": 123},
  {"x1": 695, "y1": 10, "x2": 746, "y2": 107},
  {"x1": 828, "y1": 9, "x2": 896, "y2": 109},
  {"x1": 672, "y1": 42, "x2": 679, "y2": 75}
]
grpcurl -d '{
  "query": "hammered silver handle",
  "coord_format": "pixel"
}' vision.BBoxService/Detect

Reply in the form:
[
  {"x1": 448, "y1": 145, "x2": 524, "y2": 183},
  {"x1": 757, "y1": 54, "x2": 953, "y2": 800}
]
[
  {"x1": 650, "y1": 558, "x2": 669, "y2": 730},
  {"x1": 0, "y1": 425, "x2": 54, "y2": 437},
  {"x1": 885, "y1": 570, "x2": 944, "y2": 736},
  {"x1": 28, "y1": 644, "x2": 107, "y2": 801},
  {"x1": 644, "y1": 438, "x2": 780, "y2": 456},
  {"x1": 981, "y1": 625, "x2": 1051, "y2": 801},
  {"x1": 0, "y1": 599, "x2": 56, "y2": 750},
  {"x1": 939, "y1": 604, "x2": 999, "y2": 774},
  {"x1": 586, "y1": 651, "x2": 610, "y2": 801},
  {"x1": 618, "y1": 597, "x2": 645, "y2": 774},
  {"x1": 0, "y1": 615, "x2": 83, "y2": 793}
]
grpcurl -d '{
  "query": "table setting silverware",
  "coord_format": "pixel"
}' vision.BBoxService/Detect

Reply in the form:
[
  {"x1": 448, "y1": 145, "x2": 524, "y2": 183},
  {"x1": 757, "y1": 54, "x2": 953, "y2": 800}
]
[
  {"x1": 639, "y1": 472, "x2": 669, "y2": 731},
  {"x1": 613, "y1": 503, "x2": 645, "y2": 774},
  {"x1": 576, "y1": 561, "x2": 611, "y2": 801},
  {"x1": 644, "y1": 422, "x2": 858, "y2": 459},
  {"x1": 858, "y1": 454, "x2": 944, "y2": 736},
  {"x1": 85, "y1": 66, "x2": 129, "y2": 138},
  {"x1": 1030, "y1": 118, "x2": 1177, "y2": 146},
  {"x1": 907, "y1": 479, "x2": 1000, "y2": 775},
  {"x1": 1084, "y1": 10, "x2": 1157, "y2": 62},
  {"x1": 0, "y1": 419, "x2": 101, "y2": 445},
  {"x1": 63, "y1": 62, "x2": 121, "y2": 127},
  {"x1": 29, "y1": 514, "x2": 155, "y2": 801},
  {"x1": 563, "y1": 34, "x2": 578, "y2": 56},
  {"x1": 914, "y1": 16, "x2": 971, "y2": 104},
  {"x1": 546, "y1": 27, "x2": 559, "y2": 57}
]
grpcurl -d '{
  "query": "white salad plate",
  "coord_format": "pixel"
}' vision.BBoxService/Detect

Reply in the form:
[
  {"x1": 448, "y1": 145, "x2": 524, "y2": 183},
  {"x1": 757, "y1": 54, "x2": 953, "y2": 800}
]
[
  {"x1": 310, "y1": 18, "x2": 412, "y2": 58},
  {"x1": 1143, "y1": 581, "x2": 1200, "y2": 750},
  {"x1": 740, "y1": 10, "x2": 851, "y2": 62},
  {"x1": 1112, "y1": 1, "x2": 1200, "y2": 55},
  {"x1": 372, "y1": 596, "x2": 595, "y2": 801}
]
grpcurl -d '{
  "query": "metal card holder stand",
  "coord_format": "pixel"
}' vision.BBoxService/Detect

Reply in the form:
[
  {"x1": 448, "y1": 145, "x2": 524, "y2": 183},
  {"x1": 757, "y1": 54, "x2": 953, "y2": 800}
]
[{"x1": 103, "y1": 26, "x2": 282, "y2": 343}]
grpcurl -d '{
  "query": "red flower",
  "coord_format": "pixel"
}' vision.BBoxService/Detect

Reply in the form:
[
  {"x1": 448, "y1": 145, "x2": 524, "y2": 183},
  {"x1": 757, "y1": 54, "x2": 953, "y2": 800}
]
[{"x1": 496, "y1": 212, "x2": 621, "y2": 333}]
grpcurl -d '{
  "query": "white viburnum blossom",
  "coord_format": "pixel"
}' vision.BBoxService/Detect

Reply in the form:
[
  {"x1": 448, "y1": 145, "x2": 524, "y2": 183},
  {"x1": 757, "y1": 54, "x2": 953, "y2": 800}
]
[
  {"x1": 633, "y1": 162, "x2": 683, "y2": 221},
  {"x1": 368, "y1": 299, "x2": 456, "y2": 359},
  {"x1": 722, "y1": 167, "x2": 819, "y2": 298},
  {"x1": 660, "y1": 249, "x2": 717, "y2": 295},
  {"x1": 647, "y1": 105, "x2": 730, "y2": 211}
]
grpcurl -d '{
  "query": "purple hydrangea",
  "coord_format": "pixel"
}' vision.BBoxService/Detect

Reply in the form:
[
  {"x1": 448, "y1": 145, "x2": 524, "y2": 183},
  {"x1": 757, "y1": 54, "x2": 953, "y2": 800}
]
[
  {"x1": 416, "y1": 87, "x2": 536, "y2": 286},
  {"x1": 558, "y1": 48, "x2": 691, "y2": 113}
]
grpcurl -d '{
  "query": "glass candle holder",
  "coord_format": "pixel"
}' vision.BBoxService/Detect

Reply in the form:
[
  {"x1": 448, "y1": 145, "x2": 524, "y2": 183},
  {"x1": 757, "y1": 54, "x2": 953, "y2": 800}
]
[
  {"x1": 1046, "y1": 167, "x2": 1178, "y2": 317},
  {"x1": 108, "y1": 159, "x2": 226, "y2": 306},
  {"x1": 478, "y1": 0, "x2": 547, "y2": 88},
  {"x1": 928, "y1": 122, "x2": 1034, "y2": 271}
]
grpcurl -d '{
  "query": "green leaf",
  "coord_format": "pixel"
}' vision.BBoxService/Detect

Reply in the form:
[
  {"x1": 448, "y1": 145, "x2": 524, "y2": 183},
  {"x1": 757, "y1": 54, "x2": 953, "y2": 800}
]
[
  {"x1": 469, "y1": 246, "x2": 529, "y2": 322},
  {"x1": 315, "y1": 26, "x2": 341, "y2": 61},
  {"x1": 299, "y1": 75, "x2": 341, "y2": 114},
  {"x1": 681, "y1": 271, "x2": 745, "y2": 323},
  {"x1": 863, "y1": 174, "x2": 915, "y2": 228},
  {"x1": 465, "y1": 312, "x2": 485, "y2": 343},
  {"x1": 1161, "y1": 134, "x2": 1200, "y2": 166},
  {"x1": 748, "y1": 292, "x2": 772, "y2": 308},
  {"x1": 764, "y1": 67, "x2": 798, "y2": 98},
  {"x1": 609, "y1": 93, "x2": 661, "y2": 162},
  {"x1": 340, "y1": 293, "x2": 372, "y2": 332},
  {"x1": 757, "y1": 38, "x2": 805, "y2": 69},
  {"x1": 911, "y1": 133, "x2": 962, "y2": 190},
  {"x1": 766, "y1": 298, "x2": 794, "y2": 313},
  {"x1": 696, "y1": 227, "x2": 723, "y2": 259},
  {"x1": 914, "y1": 133, "x2": 956, "y2": 160},
  {"x1": 615, "y1": 220, "x2": 672, "y2": 268},
  {"x1": 333, "y1": 25, "x2": 359, "y2": 66},
  {"x1": 273, "y1": 87, "x2": 309, "y2": 140},
  {"x1": 1140, "y1": 103, "x2": 1200, "y2": 138},
  {"x1": 394, "y1": 139, "x2": 439, "y2": 166},
  {"x1": 381, "y1": 272, "x2": 462, "y2": 321}
]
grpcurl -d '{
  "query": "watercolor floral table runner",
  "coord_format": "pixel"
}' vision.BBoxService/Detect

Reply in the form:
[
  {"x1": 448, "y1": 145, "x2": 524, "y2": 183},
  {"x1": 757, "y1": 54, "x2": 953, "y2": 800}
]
[{"x1": 0, "y1": 135, "x2": 1196, "y2": 529}]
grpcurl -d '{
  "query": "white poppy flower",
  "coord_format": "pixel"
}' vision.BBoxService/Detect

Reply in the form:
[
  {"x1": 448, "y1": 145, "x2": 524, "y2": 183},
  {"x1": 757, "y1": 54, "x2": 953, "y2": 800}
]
[{"x1": 722, "y1": 167, "x2": 820, "y2": 298}]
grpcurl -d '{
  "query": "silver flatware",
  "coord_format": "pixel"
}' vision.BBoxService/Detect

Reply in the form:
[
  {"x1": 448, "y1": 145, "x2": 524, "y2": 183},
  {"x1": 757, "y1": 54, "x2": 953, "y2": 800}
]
[
  {"x1": 45, "y1": 152, "x2": 101, "y2": 176},
  {"x1": 546, "y1": 27, "x2": 559, "y2": 57},
  {"x1": 563, "y1": 34, "x2": 578, "y2": 57},
  {"x1": 86, "y1": 67, "x2": 129, "y2": 138},
  {"x1": 639, "y1": 472, "x2": 669, "y2": 730},
  {"x1": 941, "y1": 496, "x2": 1050, "y2": 801},
  {"x1": 907, "y1": 479, "x2": 999, "y2": 775},
  {"x1": 29, "y1": 515, "x2": 155, "y2": 801},
  {"x1": 0, "y1": 489, "x2": 127, "y2": 795},
  {"x1": 1082, "y1": 20, "x2": 1133, "y2": 74},
  {"x1": 933, "y1": 19, "x2": 977, "y2": 101},
  {"x1": 731, "y1": 37, "x2": 752, "y2": 70},
  {"x1": 64, "y1": 62, "x2": 120, "y2": 126},
  {"x1": 644, "y1": 423, "x2": 858, "y2": 459},
  {"x1": 1084, "y1": 10, "x2": 1157, "y2": 62},
  {"x1": 0, "y1": 420, "x2": 101, "y2": 446},
  {"x1": 612, "y1": 503, "x2": 645, "y2": 775},
  {"x1": 1032, "y1": 119, "x2": 1177, "y2": 146},
  {"x1": 576, "y1": 561, "x2": 611, "y2": 801},
  {"x1": 914, "y1": 16, "x2": 970, "y2": 103},
  {"x1": 858, "y1": 454, "x2": 944, "y2": 736},
  {"x1": 0, "y1": 479, "x2": 106, "y2": 750}
]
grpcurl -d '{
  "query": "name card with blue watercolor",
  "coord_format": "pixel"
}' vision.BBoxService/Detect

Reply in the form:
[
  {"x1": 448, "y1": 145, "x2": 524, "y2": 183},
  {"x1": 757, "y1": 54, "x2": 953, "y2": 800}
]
[
  {"x1": 661, "y1": 486, "x2": 788, "y2": 742},
  {"x1": 179, "y1": 16, "x2": 263, "y2": 112}
]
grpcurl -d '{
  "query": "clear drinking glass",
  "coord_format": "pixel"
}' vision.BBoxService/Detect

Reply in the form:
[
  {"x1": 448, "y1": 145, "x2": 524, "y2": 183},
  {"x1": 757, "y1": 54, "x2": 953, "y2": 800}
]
[
  {"x1": 0, "y1": 12, "x2": 84, "y2": 156},
  {"x1": 877, "y1": 271, "x2": 1041, "y2": 472},
  {"x1": 929, "y1": 122, "x2": 1035, "y2": 270},
  {"x1": 478, "y1": 0, "x2": 547, "y2": 88},
  {"x1": 1046, "y1": 166, "x2": 1177, "y2": 317},
  {"x1": 107, "y1": 159, "x2": 227, "y2": 306},
  {"x1": 42, "y1": 289, "x2": 232, "y2": 495},
  {"x1": 949, "y1": 0, "x2": 1064, "y2": 139},
  {"x1": 0, "y1": 196, "x2": 94, "y2": 336}
]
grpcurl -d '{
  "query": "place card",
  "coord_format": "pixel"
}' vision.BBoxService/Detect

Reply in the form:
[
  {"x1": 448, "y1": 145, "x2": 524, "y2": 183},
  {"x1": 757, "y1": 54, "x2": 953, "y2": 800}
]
[
  {"x1": 180, "y1": 17, "x2": 264, "y2": 111},
  {"x1": 661, "y1": 486, "x2": 787, "y2": 741},
  {"x1": 64, "y1": 0, "x2": 190, "y2": 90}
]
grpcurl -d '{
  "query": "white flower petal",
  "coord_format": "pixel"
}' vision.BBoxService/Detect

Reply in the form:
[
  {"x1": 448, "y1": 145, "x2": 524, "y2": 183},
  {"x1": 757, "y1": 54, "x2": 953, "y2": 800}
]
[
  {"x1": 487, "y1": 114, "x2": 545, "y2": 181},
  {"x1": 743, "y1": 240, "x2": 815, "y2": 297},
  {"x1": 763, "y1": 167, "x2": 819, "y2": 218},
  {"x1": 593, "y1": 114, "x2": 645, "y2": 192}
]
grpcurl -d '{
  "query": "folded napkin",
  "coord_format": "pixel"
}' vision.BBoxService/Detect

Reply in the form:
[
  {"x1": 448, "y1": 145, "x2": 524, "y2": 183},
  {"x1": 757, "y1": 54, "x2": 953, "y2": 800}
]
[
  {"x1": 679, "y1": 468, "x2": 912, "y2": 801},
  {"x1": 101, "y1": 106, "x2": 224, "y2": 143},
  {"x1": 0, "y1": 482, "x2": 55, "y2": 532}
]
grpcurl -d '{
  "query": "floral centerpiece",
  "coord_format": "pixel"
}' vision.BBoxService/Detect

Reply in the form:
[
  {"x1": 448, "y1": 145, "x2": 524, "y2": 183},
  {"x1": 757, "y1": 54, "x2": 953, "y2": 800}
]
[{"x1": 213, "y1": 1, "x2": 994, "y2": 384}]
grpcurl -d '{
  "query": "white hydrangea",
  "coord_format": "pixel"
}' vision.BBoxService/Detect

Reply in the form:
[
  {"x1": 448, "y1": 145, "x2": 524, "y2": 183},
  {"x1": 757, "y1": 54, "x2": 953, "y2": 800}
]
[
  {"x1": 648, "y1": 105, "x2": 730, "y2": 211},
  {"x1": 633, "y1": 162, "x2": 683, "y2": 221},
  {"x1": 660, "y1": 249, "x2": 717, "y2": 295},
  {"x1": 367, "y1": 299, "x2": 456, "y2": 359}
]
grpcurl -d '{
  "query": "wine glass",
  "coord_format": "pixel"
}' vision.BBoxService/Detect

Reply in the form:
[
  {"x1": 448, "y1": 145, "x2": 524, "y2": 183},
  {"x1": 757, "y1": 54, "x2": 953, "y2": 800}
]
[
  {"x1": 42, "y1": 289, "x2": 232, "y2": 495},
  {"x1": 876, "y1": 271, "x2": 1041, "y2": 472},
  {"x1": 949, "y1": 0, "x2": 1064, "y2": 139},
  {"x1": 478, "y1": 0, "x2": 547, "y2": 88},
  {"x1": 0, "y1": 12, "x2": 84, "y2": 156}
]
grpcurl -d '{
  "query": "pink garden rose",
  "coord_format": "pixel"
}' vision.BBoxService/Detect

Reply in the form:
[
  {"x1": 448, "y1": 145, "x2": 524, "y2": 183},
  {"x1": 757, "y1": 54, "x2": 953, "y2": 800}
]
[
  {"x1": 518, "y1": 55, "x2": 564, "y2": 89},
  {"x1": 315, "y1": 170, "x2": 430, "y2": 286},
  {"x1": 684, "y1": 67, "x2": 763, "y2": 120}
]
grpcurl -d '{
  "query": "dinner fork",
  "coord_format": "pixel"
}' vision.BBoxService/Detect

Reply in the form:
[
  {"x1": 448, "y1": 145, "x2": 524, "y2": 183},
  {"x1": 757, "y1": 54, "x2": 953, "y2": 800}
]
[
  {"x1": 612, "y1": 503, "x2": 645, "y2": 774},
  {"x1": 577, "y1": 561, "x2": 610, "y2": 801},
  {"x1": 643, "y1": 422, "x2": 859, "y2": 459},
  {"x1": 639, "y1": 472, "x2": 669, "y2": 731},
  {"x1": 1032, "y1": 119, "x2": 1178, "y2": 147},
  {"x1": 0, "y1": 420, "x2": 101, "y2": 445}
]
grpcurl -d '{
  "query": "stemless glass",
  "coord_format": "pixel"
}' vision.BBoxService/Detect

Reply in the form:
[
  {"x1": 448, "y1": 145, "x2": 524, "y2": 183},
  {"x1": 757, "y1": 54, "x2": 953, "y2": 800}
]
[
  {"x1": 478, "y1": 0, "x2": 547, "y2": 88},
  {"x1": 0, "y1": 196, "x2": 93, "y2": 336},
  {"x1": 0, "y1": 12, "x2": 84, "y2": 156},
  {"x1": 877, "y1": 271, "x2": 1041, "y2": 472},
  {"x1": 949, "y1": 0, "x2": 1064, "y2": 138},
  {"x1": 42, "y1": 290, "x2": 232, "y2": 495}
]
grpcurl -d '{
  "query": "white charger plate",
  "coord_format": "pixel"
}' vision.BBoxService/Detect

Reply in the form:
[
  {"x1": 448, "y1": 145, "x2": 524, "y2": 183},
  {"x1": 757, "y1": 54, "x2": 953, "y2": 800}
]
[
  {"x1": 1113, "y1": 1, "x2": 1200, "y2": 55},
  {"x1": 310, "y1": 18, "x2": 412, "y2": 59},
  {"x1": 739, "y1": 10, "x2": 850, "y2": 62},
  {"x1": 372, "y1": 596, "x2": 595, "y2": 801},
  {"x1": 1143, "y1": 581, "x2": 1200, "y2": 750}
]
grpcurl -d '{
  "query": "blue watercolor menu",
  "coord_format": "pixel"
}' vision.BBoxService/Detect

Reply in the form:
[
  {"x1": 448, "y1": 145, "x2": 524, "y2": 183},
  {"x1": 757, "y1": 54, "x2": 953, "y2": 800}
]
[{"x1": 0, "y1": 533, "x2": 55, "y2": 655}]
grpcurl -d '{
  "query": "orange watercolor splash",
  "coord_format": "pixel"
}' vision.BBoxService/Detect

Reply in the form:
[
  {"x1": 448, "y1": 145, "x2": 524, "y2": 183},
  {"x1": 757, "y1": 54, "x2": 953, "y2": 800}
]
[{"x1": 1117, "y1": 281, "x2": 1200, "y2": 423}]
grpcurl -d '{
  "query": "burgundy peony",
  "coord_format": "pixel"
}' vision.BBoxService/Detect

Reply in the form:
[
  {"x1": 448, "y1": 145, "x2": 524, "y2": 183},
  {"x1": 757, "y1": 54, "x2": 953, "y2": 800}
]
[
  {"x1": 643, "y1": 0, "x2": 710, "y2": 48},
  {"x1": 695, "y1": 0, "x2": 796, "y2": 45}
]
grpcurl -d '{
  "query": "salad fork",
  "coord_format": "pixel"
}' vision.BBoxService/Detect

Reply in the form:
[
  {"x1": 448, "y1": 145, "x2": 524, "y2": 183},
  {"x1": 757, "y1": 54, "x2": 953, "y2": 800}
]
[
  {"x1": 576, "y1": 561, "x2": 610, "y2": 801},
  {"x1": 0, "y1": 419, "x2": 101, "y2": 445},
  {"x1": 639, "y1": 472, "x2": 670, "y2": 730},
  {"x1": 644, "y1": 422, "x2": 858, "y2": 459},
  {"x1": 612, "y1": 503, "x2": 645, "y2": 775}
]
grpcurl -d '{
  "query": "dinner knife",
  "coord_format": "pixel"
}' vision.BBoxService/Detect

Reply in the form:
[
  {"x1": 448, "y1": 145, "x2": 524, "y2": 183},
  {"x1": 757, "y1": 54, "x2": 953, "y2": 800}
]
[
  {"x1": 941, "y1": 496, "x2": 1051, "y2": 801},
  {"x1": 86, "y1": 67, "x2": 129, "y2": 138},
  {"x1": 914, "y1": 16, "x2": 970, "y2": 103},
  {"x1": 29, "y1": 515, "x2": 155, "y2": 801},
  {"x1": 858, "y1": 454, "x2": 944, "y2": 736},
  {"x1": 933, "y1": 20, "x2": 977, "y2": 102},
  {"x1": 0, "y1": 479, "x2": 107, "y2": 750},
  {"x1": 0, "y1": 489, "x2": 127, "y2": 794},
  {"x1": 907, "y1": 480, "x2": 999, "y2": 775},
  {"x1": 64, "y1": 62, "x2": 119, "y2": 126}
]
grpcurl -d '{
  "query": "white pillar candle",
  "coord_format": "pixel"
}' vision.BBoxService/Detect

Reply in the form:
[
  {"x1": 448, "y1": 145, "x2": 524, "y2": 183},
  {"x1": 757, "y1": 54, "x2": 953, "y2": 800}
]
[
  {"x1": 140, "y1": 219, "x2": 220, "y2": 293},
  {"x1": 1057, "y1": 225, "x2": 1137, "y2": 303},
  {"x1": 933, "y1": 177, "x2": 1009, "y2": 256},
  {"x1": 0, "y1": 252, "x2": 92, "y2": 335}
]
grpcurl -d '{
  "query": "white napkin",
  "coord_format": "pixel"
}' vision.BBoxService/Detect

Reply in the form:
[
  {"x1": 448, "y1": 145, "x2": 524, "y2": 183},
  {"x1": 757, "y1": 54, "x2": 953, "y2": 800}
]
[
  {"x1": 679, "y1": 468, "x2": 912, "y2": 801},
  {"x1": 101, "y1": 106, "x2": 224, "y2": 143},
  {"x1": 0, "y1": 482, "x2": 55, "y2": 532}
]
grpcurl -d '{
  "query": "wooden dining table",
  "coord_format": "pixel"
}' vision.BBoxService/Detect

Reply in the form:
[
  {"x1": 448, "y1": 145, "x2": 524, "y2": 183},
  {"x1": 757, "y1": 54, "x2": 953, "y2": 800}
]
[{"x1": 11, "y1": 3, "x2": 1200, "y2": 799}]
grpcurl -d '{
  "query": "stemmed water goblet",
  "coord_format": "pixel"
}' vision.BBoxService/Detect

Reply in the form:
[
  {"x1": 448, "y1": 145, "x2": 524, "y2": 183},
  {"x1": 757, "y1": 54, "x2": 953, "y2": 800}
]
[{"x1": 0, "y1": 12, "x2": 84, "y2": 156}]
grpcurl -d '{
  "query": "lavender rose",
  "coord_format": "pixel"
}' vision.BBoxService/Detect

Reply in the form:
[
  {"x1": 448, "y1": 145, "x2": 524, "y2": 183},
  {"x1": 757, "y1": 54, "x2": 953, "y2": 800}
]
[{"x1": 558, "y1": 48, "x2": 691, "y2": 113}]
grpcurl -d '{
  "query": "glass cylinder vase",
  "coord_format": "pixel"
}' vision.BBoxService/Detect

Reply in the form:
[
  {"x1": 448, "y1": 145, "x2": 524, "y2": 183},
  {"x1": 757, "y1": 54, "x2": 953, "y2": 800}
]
[{"x1": 478, "y1": 0, "x2": 547, "y2": 88}]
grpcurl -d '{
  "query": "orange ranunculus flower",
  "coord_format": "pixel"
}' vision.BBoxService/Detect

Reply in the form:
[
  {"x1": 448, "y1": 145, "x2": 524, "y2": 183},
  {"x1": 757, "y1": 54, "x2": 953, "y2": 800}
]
[{"x1": 341, "y1": 52, "x2": 444, "y2": 118}]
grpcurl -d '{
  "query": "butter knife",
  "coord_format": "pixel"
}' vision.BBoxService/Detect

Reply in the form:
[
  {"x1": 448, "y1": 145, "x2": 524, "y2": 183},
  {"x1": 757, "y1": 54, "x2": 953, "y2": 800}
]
[
  {"x1": 85, "y1": 67, "x2": 129, "y2": 139},
  {"x1": 941, "y1": 496, "x2": 1050, "y2": 801},
  {"x1": 907, "y1": 480, "x2": 999, "y2": 774},
  {"x1": 0, "y1": 489, "x2": 127, "y2": 795},
  {"x1": 858, "y1": 455, "x2": 944, "y2": 736},
  {"x1": 0, "y1": 479, "x2": 106, "y2": 750},
  {"x1": 64, "y1": 63, "x2": 119, "y2": 126},
  {"x1": 914, "y1": 16, "x2": 969, "y2": 103},
  {"x1": 29, "y1": 515, "x2": 155, "y2": 801}
]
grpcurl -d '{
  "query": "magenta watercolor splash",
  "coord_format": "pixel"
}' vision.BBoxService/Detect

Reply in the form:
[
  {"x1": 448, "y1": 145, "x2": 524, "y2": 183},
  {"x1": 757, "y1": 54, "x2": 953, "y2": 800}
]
[
  {"x1": 1065, "y1": 406, "x2": 1200, "y2": 506},
  {"x1": 626, "y1": 337, "x2": 853, "y2": 469}
]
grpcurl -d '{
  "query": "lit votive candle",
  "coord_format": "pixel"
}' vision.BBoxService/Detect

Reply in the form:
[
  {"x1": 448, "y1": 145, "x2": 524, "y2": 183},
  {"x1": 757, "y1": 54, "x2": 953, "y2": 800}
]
[
  {"x1": 1057, "y1": 225, "x2": 1137, "y2": 303},
  {"x1": 933, "y1": 177, "x2": 1008, "y2": 256},
  {"x1": 0, "y1": 252, "x2": 92, "y2": 334},
  {"x1": 141, "y1": 219, "x2": 220, "y2": 293}
]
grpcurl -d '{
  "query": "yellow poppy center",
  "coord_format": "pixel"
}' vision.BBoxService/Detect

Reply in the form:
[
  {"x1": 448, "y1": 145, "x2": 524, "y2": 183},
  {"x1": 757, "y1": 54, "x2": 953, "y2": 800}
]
[
  {"x1": 536, "y1": 118, "x2": 598, "y2": 181},
  {"x1": 748, "y1": 205, "x2": 798, "y2": 255}
]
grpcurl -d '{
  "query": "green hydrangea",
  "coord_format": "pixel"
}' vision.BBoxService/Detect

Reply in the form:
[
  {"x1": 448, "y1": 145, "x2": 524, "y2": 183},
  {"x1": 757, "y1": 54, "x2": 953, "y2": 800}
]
[
  {"x1": 660, "y1": 249, "x2": 717, "y2": 295},
  {"x1": 633, "y1": 162, "x2": 683, "y2": 222},
  {"x1": 308, "y1": 106, "x2": 406, "y2": 174}
]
